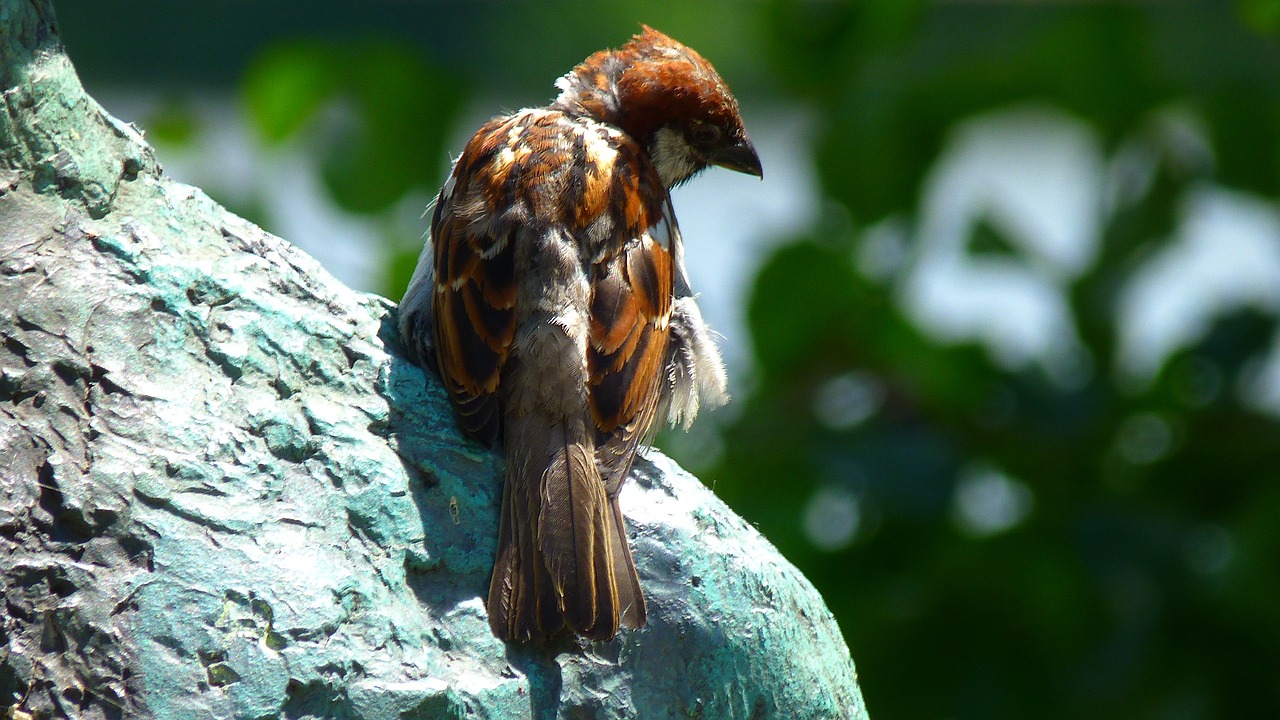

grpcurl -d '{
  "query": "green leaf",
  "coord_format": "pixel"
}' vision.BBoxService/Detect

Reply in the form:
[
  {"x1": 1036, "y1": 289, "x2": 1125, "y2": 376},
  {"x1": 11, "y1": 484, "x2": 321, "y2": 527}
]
[
  {"x1": 319, "y1": 41, "x2": 466, "y2": 214},
  {"x1": 242, "y1": 42, "x2": 335, "y2": 144},
  {"x1": 144, "y1": 98, "x2": 200, "y2": 147},
  {"x1": 748, "y1": 240, "x2": 864, "y2": 377},
  {"x1": 969, "y1": 215, "x2": 1020, "y2": 258}
]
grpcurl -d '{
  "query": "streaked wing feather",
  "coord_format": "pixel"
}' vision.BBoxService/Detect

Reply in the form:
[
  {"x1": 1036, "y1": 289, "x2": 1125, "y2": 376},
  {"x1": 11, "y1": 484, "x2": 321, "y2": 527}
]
[
  {"x1": 431, "y1": 125, "x2": 519, "y2": 445},
  {"x1": 588, "y1": 205, "x2": 674, "y2": 492}
]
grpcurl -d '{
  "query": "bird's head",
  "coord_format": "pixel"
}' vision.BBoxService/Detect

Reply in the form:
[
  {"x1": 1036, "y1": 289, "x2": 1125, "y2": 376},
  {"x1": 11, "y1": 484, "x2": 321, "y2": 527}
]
[{"x1": 553, "y1": 26, "x2": 762, "y2": 188}]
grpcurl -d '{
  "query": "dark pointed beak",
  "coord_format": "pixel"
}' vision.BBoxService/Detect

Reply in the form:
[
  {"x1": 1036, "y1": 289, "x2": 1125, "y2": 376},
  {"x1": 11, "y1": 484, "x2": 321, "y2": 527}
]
[{"x1": 710, "y1": 137, "x2": 763, "y2": 178}]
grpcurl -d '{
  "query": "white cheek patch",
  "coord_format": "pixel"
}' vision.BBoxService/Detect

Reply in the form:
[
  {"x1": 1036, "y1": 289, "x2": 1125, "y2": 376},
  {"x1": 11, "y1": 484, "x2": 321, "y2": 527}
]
[{"x1": 651, "y1": 126, "x2": 698, "y2": 188}]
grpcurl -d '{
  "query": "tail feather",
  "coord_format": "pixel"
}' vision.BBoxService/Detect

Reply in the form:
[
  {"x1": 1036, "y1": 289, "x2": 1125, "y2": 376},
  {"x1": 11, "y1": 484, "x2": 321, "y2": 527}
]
[
  {"x1": 538, "y1": 424, "x2": 610, "y2": 633},
  {"x1": 487, "y1": 414, "x2": 644, "y2": 641},
  {"x1": 609, "y1": 495, "x2": 647, "y2": 628},
  {"x1": 524, "y1": 486, "x2": 563, "y2": 638},
  {"x1": 579, "y1": 493, "x2": 620, "y2": 639},
  {"x1": 486, "y1": 477, "x2": 517, "y2": 638}
]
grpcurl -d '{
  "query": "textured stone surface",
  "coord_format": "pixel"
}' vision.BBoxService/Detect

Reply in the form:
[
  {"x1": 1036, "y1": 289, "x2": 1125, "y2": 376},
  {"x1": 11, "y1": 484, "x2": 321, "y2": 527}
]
[{"x1": 0, "y1": 2, "x2": 867, "y2": 718}]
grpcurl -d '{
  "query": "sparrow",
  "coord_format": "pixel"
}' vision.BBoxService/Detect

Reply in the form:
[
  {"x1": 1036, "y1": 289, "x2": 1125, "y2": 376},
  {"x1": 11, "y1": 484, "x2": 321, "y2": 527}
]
[{"x1": 398, "y1": 26, "x2": 761, "y2": 642}]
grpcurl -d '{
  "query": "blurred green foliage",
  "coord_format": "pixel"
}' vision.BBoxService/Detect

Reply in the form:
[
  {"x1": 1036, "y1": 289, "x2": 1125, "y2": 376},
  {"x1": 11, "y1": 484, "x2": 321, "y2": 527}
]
[
  {"x1": 243, "y1": 39, "x2": 466, "y2": 214},
  {"x1": 709, "y1": 3, "x2": 1280, "y2": 720},
  {"x1": 58, "y1": 0, "x2": 1280, "y2": 718}
]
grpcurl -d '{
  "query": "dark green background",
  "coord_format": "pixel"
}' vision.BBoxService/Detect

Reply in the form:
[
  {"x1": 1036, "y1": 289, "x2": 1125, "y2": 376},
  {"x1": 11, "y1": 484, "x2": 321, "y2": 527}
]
[{"x1": 57, "y1": 2, "x2": 1280, "y2": 718}]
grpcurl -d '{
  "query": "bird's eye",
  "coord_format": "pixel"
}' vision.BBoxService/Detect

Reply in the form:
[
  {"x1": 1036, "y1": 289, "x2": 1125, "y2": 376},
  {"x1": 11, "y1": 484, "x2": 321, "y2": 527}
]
[{"x1": 690, "y1": 122, "x2": 722, "y2": 146}]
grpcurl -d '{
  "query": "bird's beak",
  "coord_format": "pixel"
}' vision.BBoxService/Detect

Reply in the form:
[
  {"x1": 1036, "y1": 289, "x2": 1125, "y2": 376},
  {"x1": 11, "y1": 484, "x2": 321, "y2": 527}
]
[{"x1": 710, "y1": 137, "x2": 763, "y2": 178}]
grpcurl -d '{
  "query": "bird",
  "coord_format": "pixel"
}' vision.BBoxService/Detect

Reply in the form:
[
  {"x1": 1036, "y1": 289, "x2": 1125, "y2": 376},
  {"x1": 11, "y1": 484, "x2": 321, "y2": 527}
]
[{"x1": 398, "y1": 26, "x2": 761, "y2": 642}]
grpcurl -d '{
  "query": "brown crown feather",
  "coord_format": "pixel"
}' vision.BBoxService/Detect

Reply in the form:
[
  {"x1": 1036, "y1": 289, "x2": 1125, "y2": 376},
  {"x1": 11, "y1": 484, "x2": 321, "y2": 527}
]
[{"x1": 553, "y1": 26, "x2": 747, "y2": 146}]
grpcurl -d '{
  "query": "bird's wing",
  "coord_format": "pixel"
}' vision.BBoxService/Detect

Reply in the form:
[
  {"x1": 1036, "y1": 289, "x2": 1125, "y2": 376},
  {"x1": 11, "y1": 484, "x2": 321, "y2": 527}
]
[
  {"x1": 430, "y1": 119, "x2": 520, "y2": 446},
  {"x1": 587, "y1": 179, "x2": 676, "y2": 496}
]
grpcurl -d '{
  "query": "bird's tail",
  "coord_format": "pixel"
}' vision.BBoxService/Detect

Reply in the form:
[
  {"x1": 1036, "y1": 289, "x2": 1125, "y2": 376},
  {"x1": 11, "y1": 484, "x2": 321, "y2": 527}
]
[{"x1": 487, "y1": 414, "x2": 645, "y2": 641}]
